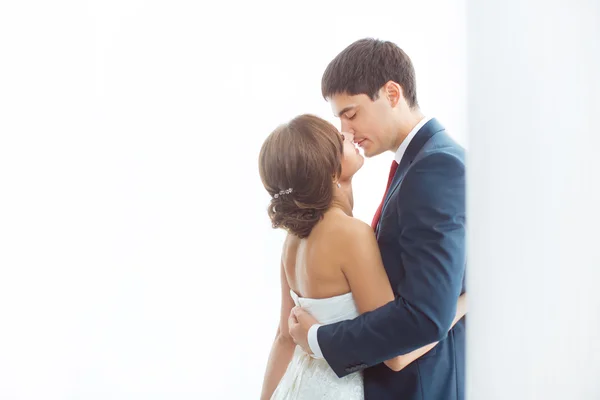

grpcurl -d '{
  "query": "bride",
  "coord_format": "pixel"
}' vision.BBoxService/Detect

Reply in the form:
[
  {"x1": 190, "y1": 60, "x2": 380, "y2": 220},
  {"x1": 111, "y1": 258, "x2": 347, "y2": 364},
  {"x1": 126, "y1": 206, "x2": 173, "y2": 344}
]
[{"x1": 258, "y1": 114, "x2": 467, "y2": 400}]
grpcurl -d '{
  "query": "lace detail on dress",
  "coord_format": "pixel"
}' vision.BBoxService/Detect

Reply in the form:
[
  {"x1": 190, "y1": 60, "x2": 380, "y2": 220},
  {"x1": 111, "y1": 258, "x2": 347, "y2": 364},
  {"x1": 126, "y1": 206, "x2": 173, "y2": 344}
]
[{"x1": 270, "y1": 291, "x2": 364, "y2": 400}]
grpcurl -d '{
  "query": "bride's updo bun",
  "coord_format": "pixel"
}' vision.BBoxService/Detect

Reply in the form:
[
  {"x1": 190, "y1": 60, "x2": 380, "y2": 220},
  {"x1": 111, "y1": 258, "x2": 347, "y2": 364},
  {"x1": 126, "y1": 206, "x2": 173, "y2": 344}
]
[{"x1": 258, "y1": 114, "x2": 344, "y2": 238}]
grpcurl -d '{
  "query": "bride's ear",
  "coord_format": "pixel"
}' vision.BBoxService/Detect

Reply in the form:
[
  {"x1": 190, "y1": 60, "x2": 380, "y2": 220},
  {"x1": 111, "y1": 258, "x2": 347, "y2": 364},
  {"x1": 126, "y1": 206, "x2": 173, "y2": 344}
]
[{"x1": 332, "y1": 174, "x2": 341, "y2": 188}]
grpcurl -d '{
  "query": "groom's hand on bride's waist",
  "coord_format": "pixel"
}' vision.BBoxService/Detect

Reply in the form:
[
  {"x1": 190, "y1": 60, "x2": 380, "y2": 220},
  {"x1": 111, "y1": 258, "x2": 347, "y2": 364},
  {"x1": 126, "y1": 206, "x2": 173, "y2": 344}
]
[{"x1": 288, "y1": 306, "x2": 319, "y2": 356}]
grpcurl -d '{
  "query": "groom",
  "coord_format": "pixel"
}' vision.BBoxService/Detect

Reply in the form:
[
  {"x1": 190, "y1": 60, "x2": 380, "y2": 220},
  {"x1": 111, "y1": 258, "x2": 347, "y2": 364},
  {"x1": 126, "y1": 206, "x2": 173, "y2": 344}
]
[{"x1": 289, "y1": 38, "x2": 466, "y2": 399}]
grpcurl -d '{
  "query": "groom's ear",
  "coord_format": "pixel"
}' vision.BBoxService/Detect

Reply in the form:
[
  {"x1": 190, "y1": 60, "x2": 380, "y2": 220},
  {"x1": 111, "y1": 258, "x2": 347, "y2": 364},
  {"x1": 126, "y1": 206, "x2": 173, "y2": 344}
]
[{"x1": 382, "y1": 81, "x2": 402, "y2": 108}]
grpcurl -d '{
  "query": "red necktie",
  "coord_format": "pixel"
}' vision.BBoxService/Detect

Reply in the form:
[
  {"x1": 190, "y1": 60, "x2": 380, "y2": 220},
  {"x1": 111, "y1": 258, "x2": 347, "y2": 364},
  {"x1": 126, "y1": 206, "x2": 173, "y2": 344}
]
[{"x1": 371, "y1": 160, "x2": 399, "y2": 230}]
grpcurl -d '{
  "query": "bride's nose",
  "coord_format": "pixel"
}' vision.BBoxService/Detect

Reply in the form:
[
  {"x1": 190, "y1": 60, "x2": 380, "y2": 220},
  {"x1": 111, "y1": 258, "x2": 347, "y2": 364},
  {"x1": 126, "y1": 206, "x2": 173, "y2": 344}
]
[{"x1": 342, "y1": 131, "x2": 354, "y2": 142}]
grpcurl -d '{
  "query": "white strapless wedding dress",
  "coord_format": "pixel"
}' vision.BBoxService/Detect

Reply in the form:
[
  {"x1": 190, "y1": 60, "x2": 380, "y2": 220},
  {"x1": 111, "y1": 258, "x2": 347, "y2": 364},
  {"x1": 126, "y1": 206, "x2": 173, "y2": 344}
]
[{"x1": 270, "y1": 290, "x2": 364, "y2": 400}]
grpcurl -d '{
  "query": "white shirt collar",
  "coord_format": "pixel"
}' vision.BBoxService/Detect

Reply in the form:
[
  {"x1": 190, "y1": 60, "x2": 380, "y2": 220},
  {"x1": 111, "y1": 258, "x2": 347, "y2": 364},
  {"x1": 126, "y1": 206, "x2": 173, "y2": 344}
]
[{"x1": 394, "y1": 117, "x2": 432, "y2": 164}]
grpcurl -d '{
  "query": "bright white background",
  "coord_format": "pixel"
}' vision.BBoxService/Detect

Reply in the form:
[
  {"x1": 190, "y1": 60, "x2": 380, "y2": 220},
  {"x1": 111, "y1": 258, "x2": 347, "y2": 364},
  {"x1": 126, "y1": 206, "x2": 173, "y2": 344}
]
[
  {"x1": 0, "y1": 1, "x2": 466, "y2": 398},
  {"x1": 467, "y1": 0, "x2": 600, "y2": 399}
]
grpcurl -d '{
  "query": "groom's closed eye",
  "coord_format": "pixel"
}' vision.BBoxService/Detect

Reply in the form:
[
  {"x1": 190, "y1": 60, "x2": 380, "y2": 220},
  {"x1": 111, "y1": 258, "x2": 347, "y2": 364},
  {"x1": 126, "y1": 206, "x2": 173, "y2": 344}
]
[{"x1": 335, "y1": 105, "x2": 357, "y2": 119}]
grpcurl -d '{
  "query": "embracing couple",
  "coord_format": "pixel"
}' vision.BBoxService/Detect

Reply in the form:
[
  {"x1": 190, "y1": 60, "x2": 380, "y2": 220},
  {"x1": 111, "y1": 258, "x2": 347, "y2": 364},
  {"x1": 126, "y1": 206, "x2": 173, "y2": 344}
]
[{"x1": 259, "y1": 38, "x2": 467, "y2": 400}]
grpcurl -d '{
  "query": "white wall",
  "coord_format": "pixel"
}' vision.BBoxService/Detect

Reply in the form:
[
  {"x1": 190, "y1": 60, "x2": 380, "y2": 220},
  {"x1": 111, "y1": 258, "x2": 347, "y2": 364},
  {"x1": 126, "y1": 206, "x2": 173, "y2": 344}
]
[
  {"x1": 0, "y1": 1, "x2": 465, "y2": 398},
  {"x1": 467, "y1": 0, "x2": 600, "y2": 398}
]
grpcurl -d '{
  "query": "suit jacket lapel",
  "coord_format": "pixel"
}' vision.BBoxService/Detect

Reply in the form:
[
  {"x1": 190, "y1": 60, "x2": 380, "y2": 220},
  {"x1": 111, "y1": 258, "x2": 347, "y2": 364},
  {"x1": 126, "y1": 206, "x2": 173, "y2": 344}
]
[{"x1": 376, "y1": 119, "x2": 445, "y2": 234}]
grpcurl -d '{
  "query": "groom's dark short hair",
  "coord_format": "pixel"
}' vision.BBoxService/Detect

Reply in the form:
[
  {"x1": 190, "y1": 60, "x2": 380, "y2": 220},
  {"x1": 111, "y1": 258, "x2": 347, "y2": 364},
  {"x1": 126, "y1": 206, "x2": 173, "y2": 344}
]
[{"x1": 321, "y1": 38, "x2": 418, "y2": 108}]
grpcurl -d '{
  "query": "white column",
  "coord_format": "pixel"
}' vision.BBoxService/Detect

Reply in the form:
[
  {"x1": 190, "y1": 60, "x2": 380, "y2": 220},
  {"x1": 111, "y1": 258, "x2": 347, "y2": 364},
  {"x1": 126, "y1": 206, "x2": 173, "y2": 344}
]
[{"x1": 467, "y1": 0, "x2": 600, "y2": 399}]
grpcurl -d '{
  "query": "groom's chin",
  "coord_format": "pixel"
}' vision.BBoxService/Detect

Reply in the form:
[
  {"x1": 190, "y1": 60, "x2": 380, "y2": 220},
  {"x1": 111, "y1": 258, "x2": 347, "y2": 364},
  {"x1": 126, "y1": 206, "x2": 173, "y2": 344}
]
[
  {"x1": 363, "y1": 149, "x2": 381, "y2": 158},
  {"x1": 361, "y1": 144, "x2": 381, "y2": 158}
]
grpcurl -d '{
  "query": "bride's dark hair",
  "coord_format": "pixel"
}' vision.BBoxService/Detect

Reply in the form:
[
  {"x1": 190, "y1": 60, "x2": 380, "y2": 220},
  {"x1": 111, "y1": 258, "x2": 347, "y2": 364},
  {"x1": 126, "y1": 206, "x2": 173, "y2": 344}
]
[{"x1": 258, "y1": 114, "x2": 344, "y2": 238}]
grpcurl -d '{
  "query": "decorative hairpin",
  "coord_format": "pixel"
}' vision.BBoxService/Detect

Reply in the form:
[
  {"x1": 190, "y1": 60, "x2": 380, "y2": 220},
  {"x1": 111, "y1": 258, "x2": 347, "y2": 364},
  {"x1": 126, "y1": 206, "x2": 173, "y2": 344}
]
[{"x1": 273, "y1": 188, "x2": 293, "y2": 199}]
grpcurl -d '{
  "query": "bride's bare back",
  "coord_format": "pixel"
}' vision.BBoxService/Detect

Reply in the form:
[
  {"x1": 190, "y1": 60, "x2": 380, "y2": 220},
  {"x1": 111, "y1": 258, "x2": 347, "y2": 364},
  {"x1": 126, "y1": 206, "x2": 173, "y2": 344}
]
[{"x1": 283, "y1": 207, "x2": 355, "y2": 299}]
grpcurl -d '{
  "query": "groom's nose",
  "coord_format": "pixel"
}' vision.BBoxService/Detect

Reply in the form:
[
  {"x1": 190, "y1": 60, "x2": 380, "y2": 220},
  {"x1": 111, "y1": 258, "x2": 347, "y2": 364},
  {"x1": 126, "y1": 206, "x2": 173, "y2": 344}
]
[
  {"x1": 340, "y1": 120, "x2": 354, "y2": 134},
  {"x1": 342, "y1": 131, "x2": 355, "y2": 142}
]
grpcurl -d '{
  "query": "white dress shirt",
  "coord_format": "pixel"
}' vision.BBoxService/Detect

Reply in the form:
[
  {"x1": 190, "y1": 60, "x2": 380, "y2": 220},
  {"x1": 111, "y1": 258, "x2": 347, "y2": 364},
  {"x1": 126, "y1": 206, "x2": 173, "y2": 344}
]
[{"x1": 307, "y1": 116, "x2": 432, "y2": 359}]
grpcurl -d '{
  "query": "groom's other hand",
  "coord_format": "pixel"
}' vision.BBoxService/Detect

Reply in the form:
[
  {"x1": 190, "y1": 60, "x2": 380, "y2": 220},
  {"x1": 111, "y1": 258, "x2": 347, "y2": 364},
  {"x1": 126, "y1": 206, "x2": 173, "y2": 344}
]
[{"x1": 288, "y1": 306, "x2": 317, "y2": 355}]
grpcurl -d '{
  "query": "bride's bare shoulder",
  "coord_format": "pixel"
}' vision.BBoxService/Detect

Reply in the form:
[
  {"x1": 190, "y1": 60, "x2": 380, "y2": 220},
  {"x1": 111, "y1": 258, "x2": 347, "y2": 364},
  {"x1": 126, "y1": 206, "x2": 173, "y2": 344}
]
[
  {"x1": 323, "y1": 211, "x2": 374, "y2": 240},
  {"x1": 282, "y1": 231, "x2": 301, "y2": 253}
]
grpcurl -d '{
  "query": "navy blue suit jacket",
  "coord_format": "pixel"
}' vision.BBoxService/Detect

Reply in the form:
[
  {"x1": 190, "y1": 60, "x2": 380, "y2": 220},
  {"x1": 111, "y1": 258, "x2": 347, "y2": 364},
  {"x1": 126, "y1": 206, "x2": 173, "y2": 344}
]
[{"x1": 318, "y1": 119, "x2": 466, "y2": 400}]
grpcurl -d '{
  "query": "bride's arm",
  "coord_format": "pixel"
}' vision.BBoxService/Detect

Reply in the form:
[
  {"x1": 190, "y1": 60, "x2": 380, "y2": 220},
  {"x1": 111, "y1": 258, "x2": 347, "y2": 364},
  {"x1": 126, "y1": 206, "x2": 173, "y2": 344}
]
[
  {"x1": 339, "y1": 218, "x2": 467, "y2": 372},
  {"x1": 260, "y1": 250, "x2": 297, "y2": 400}
]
